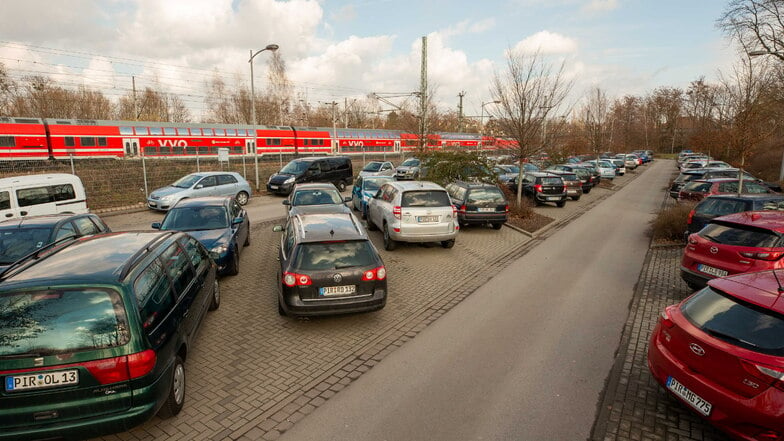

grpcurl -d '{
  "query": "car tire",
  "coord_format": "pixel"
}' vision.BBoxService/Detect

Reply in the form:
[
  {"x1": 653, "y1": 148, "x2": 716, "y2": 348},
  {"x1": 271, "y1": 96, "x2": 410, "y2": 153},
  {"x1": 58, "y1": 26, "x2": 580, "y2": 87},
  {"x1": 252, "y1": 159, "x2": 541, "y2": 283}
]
[
  {"x1": 236, "y1": 191, "x2": 249, "y2": 206},
  {"x1": 226, "y1": 246, "x2": 240, "y2": 276},
  {"x1": 556, "y1": 201, "x2": 566, "y2": 208},
  {"x1": 361, "y1": 206, "x2": 368, "y2": 220},
  {"x1": 209, "y1": 279, "x2": 221, "y2": 311},
  {"x1": 491, "y1": 223, "x2": 503, "y2": 230},
  {"x1": 383, "y1": 223, "x2": 397, "y2": 251},
  {"x1": 158, "y1": 356, "x2": 185, "y2": 419},
  {"x1": 278, "y1": 299, "x2": 286, "y2": 316},
  {"x1": 441, "y1": 239, "x2": 455, "y2": 249},
  {"x1": 584, "y1": 188, "x2": 591, "y2": 194},
  {"x1": 571, "y1": 195, "x2": 581, "y2": 201},
  {"x1": 243, "y1": 228, "x2": 250, "y2": 247},
  {"x1": 413, "y1": 172, "x2": 420, "y2": 180},
  {"x1": 685, "y1": 281, "x2": 702, "y2": 291},
  {"x1": 336, "y1": 181, "x2": 347, "y2": 192},
  {"x1": 367, "y1": 216, "x2": 377, "y2": 231}
]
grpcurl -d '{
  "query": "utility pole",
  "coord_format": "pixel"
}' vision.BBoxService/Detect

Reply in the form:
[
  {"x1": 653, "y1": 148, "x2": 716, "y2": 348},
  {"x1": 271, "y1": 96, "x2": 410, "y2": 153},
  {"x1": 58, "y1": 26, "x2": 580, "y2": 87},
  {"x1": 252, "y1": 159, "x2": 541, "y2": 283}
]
[
  {"x1": 457, "y1": 91, "x2": 466, "y2": 133},
  {"x1": 419, "y1": 36, "x2": 428, "y2": 149},
  {"x1": 324, "y1": 101, "x2": 338, "y2": 154},
  {"x1": 132, "y1": 76, "x2": 137, "y2": 120}
]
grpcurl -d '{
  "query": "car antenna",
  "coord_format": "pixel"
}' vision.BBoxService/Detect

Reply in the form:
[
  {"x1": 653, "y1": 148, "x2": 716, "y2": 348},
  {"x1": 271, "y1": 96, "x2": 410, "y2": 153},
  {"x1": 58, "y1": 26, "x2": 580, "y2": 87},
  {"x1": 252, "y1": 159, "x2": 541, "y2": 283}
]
[
  {"x1": 330, "y1": 229, "x2": 334, "y2": 237},
  {"x1": 773, "y1": 269, "x2": 784, "y2": 294}
]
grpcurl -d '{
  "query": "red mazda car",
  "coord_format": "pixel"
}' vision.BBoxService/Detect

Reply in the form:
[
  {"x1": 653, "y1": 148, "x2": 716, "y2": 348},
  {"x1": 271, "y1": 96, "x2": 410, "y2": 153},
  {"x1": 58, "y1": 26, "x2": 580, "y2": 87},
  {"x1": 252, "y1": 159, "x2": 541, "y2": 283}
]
[
  {"x1": 681, "y1": 211, "x2": 784, "y2": 290},
  {"x1": 648, "y1": 271, "x2": 784, "y2": 440}
]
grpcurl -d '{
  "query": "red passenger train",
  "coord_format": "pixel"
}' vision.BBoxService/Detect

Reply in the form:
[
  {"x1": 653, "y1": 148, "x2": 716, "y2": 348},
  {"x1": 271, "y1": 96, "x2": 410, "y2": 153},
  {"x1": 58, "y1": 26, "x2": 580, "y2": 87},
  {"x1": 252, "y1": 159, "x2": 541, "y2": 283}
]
[{"x1": 0, "y1": 117, "x2": 513, "y2": 160}]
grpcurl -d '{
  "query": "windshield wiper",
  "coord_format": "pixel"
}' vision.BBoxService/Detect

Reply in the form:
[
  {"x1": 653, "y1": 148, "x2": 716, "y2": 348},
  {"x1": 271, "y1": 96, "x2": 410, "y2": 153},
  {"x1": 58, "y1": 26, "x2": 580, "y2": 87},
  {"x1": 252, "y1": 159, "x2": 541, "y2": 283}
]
[
  {"x1": 0, "y1": 350, "x2": 58, "y2": 359},
  {"x1": 334, "y1": 264, "x2": 357, "y2": 269},
  {"x1": 703, "y1": 327, "x2": 757, "y2": 348}
]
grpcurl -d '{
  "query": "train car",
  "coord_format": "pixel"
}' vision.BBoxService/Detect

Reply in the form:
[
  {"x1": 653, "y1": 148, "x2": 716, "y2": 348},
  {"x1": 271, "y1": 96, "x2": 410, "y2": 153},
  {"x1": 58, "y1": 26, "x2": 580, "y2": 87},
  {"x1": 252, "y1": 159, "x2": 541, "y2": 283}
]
[
  {"x1": 0, "y1": 117, "x2": 49, "y2": 159},
  {"x1": 439, "y1": 132, "x2": 482, "y2": 150},
  {"x1": 333, "y1": 128, "x2": 401, "y2": 155}
]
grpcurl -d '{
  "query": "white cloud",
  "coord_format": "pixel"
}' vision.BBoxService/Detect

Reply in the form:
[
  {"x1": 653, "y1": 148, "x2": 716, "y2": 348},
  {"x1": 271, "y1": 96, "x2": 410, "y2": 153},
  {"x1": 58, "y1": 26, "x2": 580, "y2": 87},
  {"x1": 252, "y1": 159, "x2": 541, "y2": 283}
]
[{"x1": 513, "y1": 31, "x2": 579, "y2": 55}]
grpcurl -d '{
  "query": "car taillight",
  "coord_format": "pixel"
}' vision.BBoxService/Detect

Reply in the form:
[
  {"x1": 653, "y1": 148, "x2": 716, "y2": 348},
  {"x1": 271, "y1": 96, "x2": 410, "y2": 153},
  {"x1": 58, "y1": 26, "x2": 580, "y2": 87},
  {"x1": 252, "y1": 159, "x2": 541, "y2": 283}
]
[
  {"x1": 660, "y1": 306, "x2": 675, "y2": 328},
  {"x1": 393, "y1": 206, "x2": 401, "y2": 220},
  {"x1": 362, "y1": 266, "x2": 387, "y2": 281},
  {"x1": 741, "y1": 360, "x2": 784, "y2": 391},
  {"x1": 739, "y1": 251, "x2": 784, "y2": 261},
  {"x1": 686, "y1": 209, "x2": 695, "y2": 225},
  {"x1": 457, "y1": 204, "x2": 466, "y2": 213},
  {"x1": 688, "y1": 235, "x2": 698, "y2": 245},
  {"x1": 127, "y1": 350, "x2": 157, "y2": 379},
  {"x1": 534, "y1": 184, "x2": 543, "y2": 193},
  {"x1": 283, "y1": 272, "x2": 312, "y2": 287},
  {"x1": 504, "y1": 204, "x2": 509, "y2": 213},
  {"x1": 83, "y1": 351, "x2": 156, "y2": 385}
]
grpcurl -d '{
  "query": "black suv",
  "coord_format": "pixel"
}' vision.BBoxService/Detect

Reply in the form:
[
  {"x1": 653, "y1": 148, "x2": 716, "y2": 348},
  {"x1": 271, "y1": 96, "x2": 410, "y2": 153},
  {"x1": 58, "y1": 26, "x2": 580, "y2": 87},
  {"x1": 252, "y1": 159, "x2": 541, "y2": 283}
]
[
  {"x1": 267, "y1": 156, "x2": 353, "y2": 195},
  {"x1": 506, "y1": 172, "x2": 567, "y2": 207},
  {"x1": 445, "y1": 181, "x2": 508, "y2": 229},
  {"x1": 685, "y1": 194, "x2": 784, "y2": 236},
  {"x1": 273, "y1": 213, "x2": 387, "y2": 317}
]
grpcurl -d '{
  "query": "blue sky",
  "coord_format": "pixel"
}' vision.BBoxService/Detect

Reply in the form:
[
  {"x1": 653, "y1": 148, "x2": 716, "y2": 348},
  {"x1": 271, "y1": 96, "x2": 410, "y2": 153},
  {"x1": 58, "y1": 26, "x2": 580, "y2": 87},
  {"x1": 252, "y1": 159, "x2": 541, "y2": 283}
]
[{"x1": 0, "y1": 0, "x2": 739, "y2": 119}]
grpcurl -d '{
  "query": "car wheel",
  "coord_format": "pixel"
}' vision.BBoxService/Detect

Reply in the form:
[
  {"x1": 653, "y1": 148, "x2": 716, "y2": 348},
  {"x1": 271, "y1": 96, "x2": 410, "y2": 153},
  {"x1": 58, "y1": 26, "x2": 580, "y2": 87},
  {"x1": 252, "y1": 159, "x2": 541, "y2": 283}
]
[
  {"x1": 685, "y1": 281, "x2": 702, "y2": 291},
  {"x1": 383, "y1": 223, "x2": 397, "y2": 251},
  {"x1": 361, "y1": 206, "x2": 368, "y2": 220},
  {"x1": 243, "y1": 228, "x2": 250, "y2": 247},
  {"x1": 441, "y1": 239, "x2": 455, "y2": 249},
  {"x1": 584, "y1": 188, "x2": 591, "y2": 194},
  {"x1": 226, "y1": 246, "x2": 240, "y2": 276},
  {"x1": 278, "y1": 299, "x2": 286, "y2": 316},
  {"x1": 367, "y1": 215, "x2": 377, "y2": 231},
  {"x1": 413, "y1": 172, "x2": 420, "y2": 180},
  {"x1": 209, "y1": 279, "x2": 221, "y2": 311},
  {"x1": 491, "y1": 223, "x2": 503, "y2": 230},
  {"x1": 236, "y1": 191, "x2": 249, "y2": 206},
  {"x1": 158, "y1": 356, "x2": 185, "y2": 418},
  {"x1": 556, "y1": 201, "x2": 566, "y2": 208},
  {"x1": 336, "y1": 181, "x2": 347, "y2": 192},
  {"x1": 571, "y1": 195, "x2": 581, "y2": 201}
]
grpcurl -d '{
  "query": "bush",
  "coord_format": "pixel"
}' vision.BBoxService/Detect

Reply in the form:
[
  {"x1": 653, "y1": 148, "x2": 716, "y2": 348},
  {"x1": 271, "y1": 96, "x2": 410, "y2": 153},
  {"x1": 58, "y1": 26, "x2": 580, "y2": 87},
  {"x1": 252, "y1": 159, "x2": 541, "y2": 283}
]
[
  {"x1": 650, "y1": 202, "x2": 696, "y2": 242},
  {"x1": 500, "y1": 184, "x2": 535, "y2": 219}
]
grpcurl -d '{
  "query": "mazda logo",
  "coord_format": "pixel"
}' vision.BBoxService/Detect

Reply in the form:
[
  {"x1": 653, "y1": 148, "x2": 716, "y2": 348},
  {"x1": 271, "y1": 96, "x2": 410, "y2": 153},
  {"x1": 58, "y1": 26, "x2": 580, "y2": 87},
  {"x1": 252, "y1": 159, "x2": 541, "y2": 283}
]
[
  {"x1": 689, "y1": 343, "x2": 705, "y2": 356},
  {"x1": 333, "y1": 274, "x2": 343, "y2": 283},
  {"x1": 710, "y1": 246, "x2": 719, "y2": 254}
]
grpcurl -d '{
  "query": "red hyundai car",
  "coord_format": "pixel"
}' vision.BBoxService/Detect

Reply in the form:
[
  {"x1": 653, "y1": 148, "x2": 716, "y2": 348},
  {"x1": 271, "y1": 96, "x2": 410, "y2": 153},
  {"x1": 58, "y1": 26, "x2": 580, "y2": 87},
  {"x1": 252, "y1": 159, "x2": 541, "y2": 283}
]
[
  {"x1": 648, "y1": 271, "x2": 784, "y2": 440},
  {"x1": 681, "y1": 211, "x2": 784, "y2": 290}
]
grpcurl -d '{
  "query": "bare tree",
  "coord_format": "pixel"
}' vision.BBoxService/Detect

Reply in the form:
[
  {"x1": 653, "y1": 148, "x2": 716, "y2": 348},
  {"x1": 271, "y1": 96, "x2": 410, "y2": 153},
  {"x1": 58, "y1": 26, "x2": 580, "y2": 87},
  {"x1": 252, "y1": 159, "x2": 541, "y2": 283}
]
[
  {"x1": 490, "y1": 49, "x2": 572, "y2": 203},
  {"x1": 578, "y1": 87, "x2": 611, "y2": 158},
  {"x1": 0, "y1": 63, "x2": 15, "y2": 117},
  {"x1": 719, "y1": 0, "x2": 784, "y2": 61}
]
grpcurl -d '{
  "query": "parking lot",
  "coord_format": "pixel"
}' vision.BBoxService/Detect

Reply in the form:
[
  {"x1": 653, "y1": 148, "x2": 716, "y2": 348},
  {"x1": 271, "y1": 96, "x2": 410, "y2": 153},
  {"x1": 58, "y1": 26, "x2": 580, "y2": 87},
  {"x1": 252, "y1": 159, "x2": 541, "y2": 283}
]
[{"x1": 95, "y1": 168, "x2": 646, "y2": 441}]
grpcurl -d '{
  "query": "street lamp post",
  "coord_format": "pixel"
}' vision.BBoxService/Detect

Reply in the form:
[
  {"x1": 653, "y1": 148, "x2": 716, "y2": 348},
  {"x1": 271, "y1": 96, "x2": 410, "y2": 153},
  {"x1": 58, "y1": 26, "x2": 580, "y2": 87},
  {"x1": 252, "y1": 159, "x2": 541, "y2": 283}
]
[
  {"x1": 480, "y1": 100, "x2": 500, "y2": 153},
  {"x1": 249, "y1": 44, "x2": 279, "y2": 191}
]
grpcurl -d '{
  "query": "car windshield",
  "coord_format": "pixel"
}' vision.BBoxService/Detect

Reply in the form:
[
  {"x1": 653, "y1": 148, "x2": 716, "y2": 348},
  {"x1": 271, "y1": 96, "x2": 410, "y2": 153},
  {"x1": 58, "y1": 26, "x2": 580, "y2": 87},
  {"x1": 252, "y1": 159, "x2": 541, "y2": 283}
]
[
  {"x1": 467, "y1": 188, "x2": 505, "y2": 204},
  {"x1": 363, "y1": 179, "x2": 390, "y2": 193},
  {"x1": 172, "y1": 174, "x2": 201, "y2": 188},
  {"x1": 681, "y1": 287, "x2": 784, "y2": 356},
  {"x1": 683, "y1": 182, "x2": 712, "y2": 193},
  {"x1": 280, "y1": 160, "x2": 310, "y2": 175},
  {"x1": 401, "y1": 158, "x2": 420, "y2": 167},
  {"x1": 699, "y1": 222, "x2": 781, "y2": 247},
  {"x1": 541, "y1": 177, "x2": 563, "y2": 185},
  {"x1": 401, "y1": 190, "x2": 451, "y2": 207},
  {"x1": 0, "y1": 227, "x2": 54, "y2": 264},
  {"x1": 0, "y1": 288, "x2": 129, "y2": 357},
  {"x1": 293, "y1": 240, "x2": 376, "y2": 271},
  {"x1": 362, "y1": 162, "x2": 382, "y2": 172},
  {"x1": 161, "y1": 206, "x2": 229, "y2": 231},
  {"x1": 501, "y1": 165, "x2": 520, "y2": 174},
  {"x1": 292, "y1": 189, "x2": 342, "y2": 205}
]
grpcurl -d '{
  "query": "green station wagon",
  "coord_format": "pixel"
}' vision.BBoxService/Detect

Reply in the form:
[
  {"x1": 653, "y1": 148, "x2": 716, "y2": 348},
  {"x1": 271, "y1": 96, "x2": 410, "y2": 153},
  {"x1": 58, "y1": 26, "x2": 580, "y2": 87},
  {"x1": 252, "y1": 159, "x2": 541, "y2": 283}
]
[{"x1": 0, "y1": 231, "x2": 219, "y2": 440}]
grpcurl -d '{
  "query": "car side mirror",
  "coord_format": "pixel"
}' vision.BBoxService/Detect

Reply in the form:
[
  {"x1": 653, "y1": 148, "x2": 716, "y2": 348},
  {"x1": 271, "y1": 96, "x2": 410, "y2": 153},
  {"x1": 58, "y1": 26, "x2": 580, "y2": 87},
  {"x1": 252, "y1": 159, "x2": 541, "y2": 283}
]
[
  {"x1": 272, "y1": 225, "x2": 284, "y2": 232},
  {"x1": 232, "y1": 217, "x2": 243, "y2": 225},
  {"x1": 343, "y1": 196, "x2": 352, "y2": 203},
  {"x1": 282, "y1": 200, "x2": 290, "y2": 206},
  {"x1": 195, "y1": 184, "x2": 203, "y2": 189},
  {"x1": 151, "y1": 222, "x2": 161, "y2": 229}
]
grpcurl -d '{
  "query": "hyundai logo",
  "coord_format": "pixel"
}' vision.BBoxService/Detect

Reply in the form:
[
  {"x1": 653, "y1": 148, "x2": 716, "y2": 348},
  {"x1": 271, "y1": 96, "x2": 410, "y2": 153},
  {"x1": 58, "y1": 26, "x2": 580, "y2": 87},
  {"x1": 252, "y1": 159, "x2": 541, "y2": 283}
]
[
  {"x1": 710, "y1": 246, "x2": 719, "y2": 254},
  {"x1": 689, "y1": 343, "x2": 705, "y2": 356},
  {"x1": 333, "y1": 274, "x2": 343, "y2": 283}
]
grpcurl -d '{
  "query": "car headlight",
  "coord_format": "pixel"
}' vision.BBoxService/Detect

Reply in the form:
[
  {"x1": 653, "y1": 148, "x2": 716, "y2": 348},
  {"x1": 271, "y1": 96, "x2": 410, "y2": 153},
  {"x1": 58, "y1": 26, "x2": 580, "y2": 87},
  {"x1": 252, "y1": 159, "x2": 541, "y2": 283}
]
[
  {"x1": 210, "y1": 245, "x2": 228, "y2": 259},
  {"x1": 160, "y1": 194, "x2": 175, "y2": 202},
  {"x1": 284, "y1": 177, "x2": 295, "y2": 184}
]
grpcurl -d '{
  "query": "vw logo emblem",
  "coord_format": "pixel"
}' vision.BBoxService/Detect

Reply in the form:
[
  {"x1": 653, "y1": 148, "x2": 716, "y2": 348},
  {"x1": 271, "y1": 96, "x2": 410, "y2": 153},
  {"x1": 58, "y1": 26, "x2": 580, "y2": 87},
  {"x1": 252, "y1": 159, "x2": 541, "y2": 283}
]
[
  {"x1": 333, "y1": 274, "x2": 343, "y2": 283},
  {"x1": 689, "y1": 343, "x2": 705, "y2": 356},
  {"x1": 709, "y1": 246, "x2": 719, "y2": 254}
]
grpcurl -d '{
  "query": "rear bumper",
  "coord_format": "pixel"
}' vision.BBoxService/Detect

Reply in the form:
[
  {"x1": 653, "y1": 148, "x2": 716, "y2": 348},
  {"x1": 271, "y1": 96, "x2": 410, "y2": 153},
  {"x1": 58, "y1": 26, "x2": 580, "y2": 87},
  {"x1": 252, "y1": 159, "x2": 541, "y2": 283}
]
[
  {"x1": 534, "y1": 193, "x2": 567, "y2": 203},
  {"x1": 280, "y1": 288, "x2": 387, "y2": 317},
  {"x1": 390, "y1": 229, "x2": 457, "y2": 242},
  {"x1": 679, "y1": 266, "x2": 712, "y2": 289},
  {"x1": 459, "y1": 213, "x2": 507, "y2": 225}
]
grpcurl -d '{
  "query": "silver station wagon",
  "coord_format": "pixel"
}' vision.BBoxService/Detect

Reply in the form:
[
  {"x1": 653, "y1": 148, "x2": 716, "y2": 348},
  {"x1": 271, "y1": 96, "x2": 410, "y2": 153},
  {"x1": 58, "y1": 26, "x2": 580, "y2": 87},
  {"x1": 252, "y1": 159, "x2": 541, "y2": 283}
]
[{"x1": 147, "y1": 172, "x2": 252, "y2": 211}]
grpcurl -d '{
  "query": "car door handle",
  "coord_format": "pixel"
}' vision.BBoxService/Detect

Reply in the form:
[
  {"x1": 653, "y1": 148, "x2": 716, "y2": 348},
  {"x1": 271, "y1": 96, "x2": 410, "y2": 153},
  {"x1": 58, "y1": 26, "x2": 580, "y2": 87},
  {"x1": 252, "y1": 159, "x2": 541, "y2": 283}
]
[
  {"x1": 4, "y1": 213, "x2": 11, "y2": 217},
  {"x1": 20, "y1": 211, "x2": 27, "y2": 216}
]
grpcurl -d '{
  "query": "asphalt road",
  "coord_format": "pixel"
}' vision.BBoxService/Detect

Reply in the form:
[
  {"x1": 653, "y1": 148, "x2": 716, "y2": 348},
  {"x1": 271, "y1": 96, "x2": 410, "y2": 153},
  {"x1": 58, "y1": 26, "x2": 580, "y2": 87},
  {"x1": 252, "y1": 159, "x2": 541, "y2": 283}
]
[{"x1": 279, "y1": 160, "x2": 672, "y2": 441}]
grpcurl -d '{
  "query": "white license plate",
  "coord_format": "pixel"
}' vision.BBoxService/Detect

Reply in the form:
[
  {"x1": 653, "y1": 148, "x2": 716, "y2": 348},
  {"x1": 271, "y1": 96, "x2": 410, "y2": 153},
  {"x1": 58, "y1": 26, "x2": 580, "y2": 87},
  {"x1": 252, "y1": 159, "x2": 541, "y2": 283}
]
[
  {"x1": 697, "y1": 264, "x2": 728, "y2": 277},
  {"x1": 417, "y1": 216, "x2": 439, "y2": 223},
  {"x1": 477, "y1": 208, "x2": 495, "y2": 212},
  {"x1": 320, "y1": 285, "x2": 356, "y2": 296},
  {"x1": 6, "y1": 369, "x2": 79, "y2": 392},
  {"x1": 270, "y1": 185, "x2": 279, "y2": 190},
  {"x1": 667, "y1": 376, "x2": 712, "y2": 416},
  {"x1": 547, "y1": 197, "x2": 559, "y2": 201}
]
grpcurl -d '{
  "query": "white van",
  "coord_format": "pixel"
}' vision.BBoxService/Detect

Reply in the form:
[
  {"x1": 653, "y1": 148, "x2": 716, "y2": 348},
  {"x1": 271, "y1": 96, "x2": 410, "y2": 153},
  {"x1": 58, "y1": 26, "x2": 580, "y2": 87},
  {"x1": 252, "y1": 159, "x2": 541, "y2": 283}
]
[{"x1": 0, "y1": 173, "x2": 88, "y2": 220}]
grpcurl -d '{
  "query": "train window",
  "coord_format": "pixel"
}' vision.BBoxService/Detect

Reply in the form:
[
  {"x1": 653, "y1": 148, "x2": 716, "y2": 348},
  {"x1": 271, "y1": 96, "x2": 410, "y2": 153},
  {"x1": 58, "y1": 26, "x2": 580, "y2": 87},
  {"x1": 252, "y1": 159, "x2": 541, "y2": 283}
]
[
  {"x1": 173, "y1": 147, "x2": 184, "y2": 155},
  {"x1": 120, "y1": 127, "x2": 133, "y2": 135},
  {"x1": 185, "y1": 146, "x2": 196, "y2": 155},
  {"x1": 14, "y1": 118, "x2": 38, "y2": 124},
  {"x1": 98, "y1": 138, "x2": 107, "y2": 146},
  {"x1": 177, "y1": 128, "x2": 189, "y2": 136},
  {"x1": 81, "y1": 137, "x2": 96, "y2": 147},
  {"x1": 63, "y1": 137, "x2": 75, "y2": 147},
  {"x1": 214, "y1": 129, "x2": 225, "y2": 136},
  {"x1": 226, "y1": 129, "x2": 237, "y2": 136},
  {"x1": 144, "y1": 147, "x2": 157, "y2": 155},
  {"x1": 231, "y1": 146, "x2": 243, "y2": 153},
  {"x1": 191, "y1": 128, "x2": 203, "y2": 136},
  {"x1": 198, "y1": 146, "x2": 209, "y2": 154},
  {"x1": 164, "y1": 127, "x2": 176, "y2": 135},
  {"x1": 134, "y1": 127, "x2": 149, "y2": 135},
  {"x1": 0, "y1": 136, "x2": 15, "y2": 147},
  {"x1": 150, "y1": 127, "x2": 163, "y2": 135},
  {"x1": 203, "y1": 128, "x2": 214, "y2": 136},
  {"x1": 159, "y1": 146, "x2": 171, "y2": 154}
]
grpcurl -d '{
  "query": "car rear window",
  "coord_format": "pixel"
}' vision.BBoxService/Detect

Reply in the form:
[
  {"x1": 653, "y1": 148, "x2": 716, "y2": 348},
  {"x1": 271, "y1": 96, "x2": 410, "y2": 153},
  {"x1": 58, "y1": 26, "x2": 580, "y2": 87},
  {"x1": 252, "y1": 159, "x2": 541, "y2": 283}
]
[
  {"x1": 401, "y1": 190, "x2": 451, "y2": 207},
  {"x1": 699, "y1": 222, "x2": 781, "y2": 247},
  {"x1": 540, "y1": 177, "x2": 562, "y2": 186},
  {"x1": 681, "y1": 287, "x2": 784, "y2": 355},
  {"x1": 683, "y1": 182, "x2": 712, "y2": 193},
  {"x1": 0, "y1": 227, "x2": 53, "y2": 264},
  {"x1": 293, "y1": 240, "x2": 376, "y2": 271},
  {"x1": 559, "y1": 173, "x2": 578, "y2": 181},
  {"x1": 0, "y1": 288, "x2": 129, "y2": 357},
  {"x1": 697, "y1": 199, "x2": 749, "y2": 217},
  {"x1": 467, "y1": 188, "x2": 505, "y2": 204}
]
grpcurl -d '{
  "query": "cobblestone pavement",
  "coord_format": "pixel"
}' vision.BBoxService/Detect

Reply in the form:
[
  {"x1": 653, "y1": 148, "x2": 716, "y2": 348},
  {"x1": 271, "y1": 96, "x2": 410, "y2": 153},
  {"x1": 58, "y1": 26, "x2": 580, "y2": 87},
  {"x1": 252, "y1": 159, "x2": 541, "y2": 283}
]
[
  {"x1": 591, "y1": 198, "x2": 731, "y2": 440},
  {"x1": 93, "y1": 168, "x2": 645, "y2": 441}
]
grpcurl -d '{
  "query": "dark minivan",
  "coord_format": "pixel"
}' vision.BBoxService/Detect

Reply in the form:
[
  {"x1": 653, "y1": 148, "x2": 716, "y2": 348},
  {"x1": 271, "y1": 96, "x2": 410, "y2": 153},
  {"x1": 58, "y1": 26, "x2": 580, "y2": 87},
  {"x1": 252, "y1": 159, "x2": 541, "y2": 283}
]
[
  {"x1": 445, "y1": 181, "x2": 508, "y2": 229},
  {"x1": 267, "y1": 156, "x2": 353, "y2": 195},
  {"x1": 0, "y1": 231, "x2": 219, "y2": 441}
]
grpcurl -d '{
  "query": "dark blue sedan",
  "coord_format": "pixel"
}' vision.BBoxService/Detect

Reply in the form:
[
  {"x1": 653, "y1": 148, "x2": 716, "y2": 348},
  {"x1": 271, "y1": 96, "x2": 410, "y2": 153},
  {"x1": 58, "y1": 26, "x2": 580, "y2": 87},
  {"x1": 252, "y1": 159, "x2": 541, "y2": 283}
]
[{"x1": 153, "y1": 196, "x2": 250, "y2": 275}]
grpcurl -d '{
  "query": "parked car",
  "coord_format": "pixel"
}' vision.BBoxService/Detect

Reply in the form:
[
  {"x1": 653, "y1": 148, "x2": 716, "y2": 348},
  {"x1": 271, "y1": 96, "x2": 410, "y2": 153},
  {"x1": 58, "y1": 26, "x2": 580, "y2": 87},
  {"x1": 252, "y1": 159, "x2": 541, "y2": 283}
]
[
  {"x1": 267, "y1": 156, "x2": 353, "y2": 195},
  {"x1": 366, "y1": 181, "x2": 458, "y2": 250},
  {"x1": 0, "y1": 213, "x2": 110, "y2": 272},
  {"x1": 548, "y1": 164, "x2": 595, "y2": 194},
  {"x1": 283, "y1": 183, "x2": 352, "y2": 216},
  {"x1": 620, "y1": 154, "x2": 638, "y2": 170},
  {"x1": 0, "y1": 173, "x2": 88, "y2": 220},
  {"x1": 705, "y1": 160, "x2": 731, "y2": 169},
  {"x1": 545, "y1": 170, "x2": 583, "y2": 200},
  {"x1": 677, "y1": 178, "x2": 772, "y2": 203},
  {"x1": 506, "y1": 171, "x2": 567, "y2": 207},
  {"x1": 351, "y1": 175, "x2": 394, "y2": 219},
  {"x1": 148, "y1": 171, "x2": 251, "y2": 211},
  {"x1": 394, "y1": 157, "x2": 422, "y2": 180},
  {"x1": 680, "y1": 211, "x2": 784, "y2": 290},
  {"x1": 581, "y1": 160, "x2": 616, "y2": 180},
  {"x1": 494, "y1": 163, "x2": 539, "y2": 185},
  {"x1": 685, "y1": 194, "x2": 784, "y2": 236},
  {"x1": 669, "y1": 169, "x2": 757, "y2": 199},
  {"x1": 272, "y1": 212, "x2": 387, "y2": 317},
  {"x1": 680, "y1": 159, "x2": 709, "y2": 173},
  {"x1": 445, "y1": 181, "x2": 508, "y2": 229},
  {"x1": 607, "y1": 159, "x2": 626, "y2": 176},
  {"x1": 0, "y1": 231, "x2": 219, "y2": 440},
  {"x1": 358, "y1": 161, "x2": 395, "y2": 177},
  {"x1": 152, "y1": 196, "x2": 250, "y2": 276},
  {"x1": 647, "y1": 271, "x2": 784, "y2": 441}
]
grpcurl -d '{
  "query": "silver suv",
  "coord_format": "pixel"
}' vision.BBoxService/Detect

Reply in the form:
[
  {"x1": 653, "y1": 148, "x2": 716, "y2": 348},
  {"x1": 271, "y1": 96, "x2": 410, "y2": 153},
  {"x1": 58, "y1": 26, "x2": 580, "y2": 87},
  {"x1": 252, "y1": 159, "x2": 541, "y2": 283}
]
[{"x1": 366, "y1": 181, "x2": 458, "y2": 250}]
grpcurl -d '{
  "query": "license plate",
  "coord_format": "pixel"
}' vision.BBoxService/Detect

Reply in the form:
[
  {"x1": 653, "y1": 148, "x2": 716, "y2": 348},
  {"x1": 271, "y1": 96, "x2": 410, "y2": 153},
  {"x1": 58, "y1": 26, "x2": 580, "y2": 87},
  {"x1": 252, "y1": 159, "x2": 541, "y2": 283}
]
[
  {"x1": 6, "y1": 369, "x2": 79, "y2": 392},
  {"x1": 417, "y1": 216, "x2": 439, "y2": 222},
  {"x1": 547, "y1": 197, "x2": 559, "y2": 201},
  {"x1": 320, "y1": 285, "x2": 356, "y2": 296},
  {"x1": 697, "y1": 264, "x2": 728, "y2": 277},
  {"x1": 667, "y1": 376, "x2": 712, "y2": 416},
  {"x1": 477, "y1": 208, "x2": 495, "y2": 212},
  {"x1": 270, "y1": 185, "x2": 279, "y2": 190}
]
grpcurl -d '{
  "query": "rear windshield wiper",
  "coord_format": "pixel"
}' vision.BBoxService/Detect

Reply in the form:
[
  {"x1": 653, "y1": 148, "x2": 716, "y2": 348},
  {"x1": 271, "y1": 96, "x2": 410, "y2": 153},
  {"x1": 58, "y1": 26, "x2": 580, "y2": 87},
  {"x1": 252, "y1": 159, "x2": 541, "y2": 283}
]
[
  {"x1": 334, "y1": 264, "x2": 357, "y2": 269},
  {"x1": 0, "y1": 351, "x2": 56, "y2": 359},
  {"x1": 703, "y1": 327, "x2": 757, "y2": 348}
]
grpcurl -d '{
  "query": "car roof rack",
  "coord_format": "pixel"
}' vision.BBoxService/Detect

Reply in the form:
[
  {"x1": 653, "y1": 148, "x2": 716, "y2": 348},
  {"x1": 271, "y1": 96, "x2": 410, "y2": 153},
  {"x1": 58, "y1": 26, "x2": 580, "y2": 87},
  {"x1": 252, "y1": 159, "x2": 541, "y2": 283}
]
[
  {"x1": 118, "y1": 231, "x2": 178, "y2": 280},
  {"x1": 0, "y1": 234, "x2": 79, "y2": 282}
]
